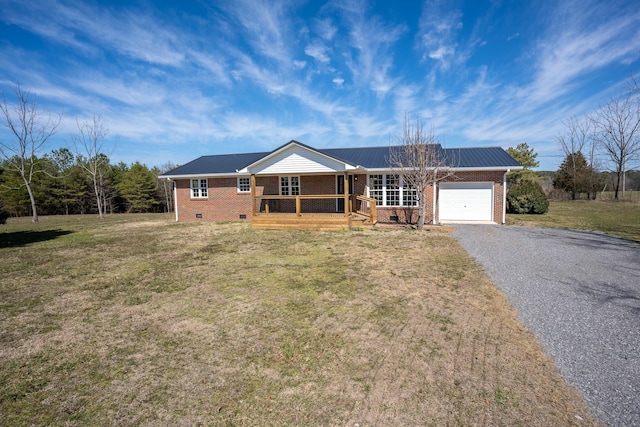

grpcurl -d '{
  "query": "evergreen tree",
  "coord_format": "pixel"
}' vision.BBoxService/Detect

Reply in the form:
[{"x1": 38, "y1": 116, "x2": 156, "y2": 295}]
[
  {"x1": 116, "y1": 162, "x2": 159, "y2": 212},
  {"x1": 506, "y1": 142, "x2": 540, "y2": 185},
  {"x1": 554, "y1": 151, "x2": 591, "y2": 199},
  {"x1": 0, "y1": 196, "x2": 8, "y2": 224},
  {"x1": 0, "y1": 159, "x2": 31, "y2": 216},
  {"x1": 47, "y1": 148, "x2": 84, "y2": 214},
  {"x1": 107, "y1": 162, "x2": 129, "y2": 213},
  {"x1": 0, "y1": 168, "x2": 8, "y2": 222}
]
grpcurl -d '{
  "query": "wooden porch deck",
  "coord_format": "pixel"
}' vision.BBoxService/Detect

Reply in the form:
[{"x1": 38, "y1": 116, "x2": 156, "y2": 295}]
[
  {"x1": 252, "y1": 211, "x2": 372, "y2": 231},
  {"x1": 250, "y1": 194, "x2": 377, "y2": 230}
]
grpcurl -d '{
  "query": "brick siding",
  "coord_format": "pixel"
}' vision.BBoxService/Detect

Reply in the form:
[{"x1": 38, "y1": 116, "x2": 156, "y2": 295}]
[
  {"x1": 375, "y1": 170, "x2": 506, "y2": 224},
  {"x1": 174, "y1": 170, "x2": 507, "y2": 224}
]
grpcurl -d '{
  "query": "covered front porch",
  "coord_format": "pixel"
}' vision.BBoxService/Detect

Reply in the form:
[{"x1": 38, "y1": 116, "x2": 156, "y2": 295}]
[{"x1": 249, "y1": 174, "x2": 377, "y2": 230}]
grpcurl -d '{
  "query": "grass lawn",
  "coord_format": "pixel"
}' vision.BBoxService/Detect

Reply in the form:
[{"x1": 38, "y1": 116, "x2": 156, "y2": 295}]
[
  {"x1": 507, "y1": 200, "x2": 640, "y2": 243},
  {"x1": 1, "y1": 215, "x2": 599, "y2": 426}
]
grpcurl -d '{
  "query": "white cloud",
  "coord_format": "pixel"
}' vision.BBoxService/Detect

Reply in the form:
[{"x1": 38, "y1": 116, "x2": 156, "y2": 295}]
[
  {"x1": 293, "y1": 60, "x2": 307, "y2": 69},
  {"x1": 428, "y1": 46, "x2": 455, "y2": 61},
  {"x1": 304, "y1": 41, "x2": 331, "y2": 63},
  {"x1": 315, "y1": 17, "x2": 338, "y2": 41},
  {"x1": 336, "y1": 2, "x2": 406, "y2": 94},
  {"x1": 220, "y1": 0, "x2": 295, "y2": 66},
  {"x1": 417, "y1": 0, "x2": 463, "y2": 70},
  {"x1": 525, "y1": 3, "x2": 640, "y2": 105},
  {"x1": 0, "y1": 0, "x2": 194, "y2": 67}
]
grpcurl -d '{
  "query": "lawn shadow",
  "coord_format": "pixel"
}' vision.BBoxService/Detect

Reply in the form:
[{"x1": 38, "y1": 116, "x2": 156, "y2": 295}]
[{"x1": 0, "y1": 229, "x2": 74, "y2": 248}]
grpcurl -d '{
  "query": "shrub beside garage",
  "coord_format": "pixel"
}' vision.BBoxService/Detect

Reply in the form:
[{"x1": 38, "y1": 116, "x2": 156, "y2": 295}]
[{"x1": 507, "y1": 180, "x2": 549, "y2": 214}]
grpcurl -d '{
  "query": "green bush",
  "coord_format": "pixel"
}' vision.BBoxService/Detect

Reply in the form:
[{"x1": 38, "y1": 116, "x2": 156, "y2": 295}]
[{"x1": 507, "y1": 181, "x2": 549, "y2": 214}]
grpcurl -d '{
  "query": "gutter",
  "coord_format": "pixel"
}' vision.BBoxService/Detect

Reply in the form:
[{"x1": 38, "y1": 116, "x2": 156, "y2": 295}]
[
  {"x1": 173, "y1": 180, "x2": 178, "y2": 222},
  {"x1": 502, "y1": 169, "x2": 510, "y2": 224},
  {"x1": 432, "y1": 168, "x2": 438, "y2": 224}
]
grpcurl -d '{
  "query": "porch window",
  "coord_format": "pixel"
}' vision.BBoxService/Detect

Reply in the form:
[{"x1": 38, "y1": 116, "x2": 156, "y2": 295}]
[
  {"x1": 369, "y1": 174, "x2": 383, "y2": 205},
  {"x1": 238, "y1": 177, "x2": 251, "y2": 193},
  {"x1": 368, "y1": 174, "x2": 417, "y2": 206},
  {"x1": 280, "y1": 176, "x2": 300, "y2": 195},
  {"x1": 386, "y1": 174, "x2": 400, "y2": 206},
  {"x1": 191, "y1": 179, "x2": 208, "y2": 198},
  {"x1": 403, "y1": 180, "x2": 418, "y2": 206}
]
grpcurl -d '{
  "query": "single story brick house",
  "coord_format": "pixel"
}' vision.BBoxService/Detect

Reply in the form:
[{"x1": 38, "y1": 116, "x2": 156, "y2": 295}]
[{"x1": 160, "y1": 140, "x2": 522, "y2": 229}]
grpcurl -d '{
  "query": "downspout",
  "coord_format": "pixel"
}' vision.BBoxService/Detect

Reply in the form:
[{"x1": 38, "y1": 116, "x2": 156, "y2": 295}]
[
  {"x1": 432, "y1": 168, "x2": 437, "y2": 224},
  {"x1": 173, "y1": 180, "x2": 178, "y2": 222},
  {"x1": 502, "y1": 169, "x2": 510, "y2": 224}
]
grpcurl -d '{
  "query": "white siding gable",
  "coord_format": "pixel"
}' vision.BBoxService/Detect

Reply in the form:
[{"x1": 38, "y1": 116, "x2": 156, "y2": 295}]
[{"x1": 247, "y1": 145, "x2": 352, "y2": 174}]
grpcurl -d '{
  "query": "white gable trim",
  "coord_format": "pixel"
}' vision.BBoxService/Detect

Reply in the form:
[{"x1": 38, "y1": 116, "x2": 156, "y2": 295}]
[{"x1": 237, "y1": 141, "x2": 357, "y2": 175}]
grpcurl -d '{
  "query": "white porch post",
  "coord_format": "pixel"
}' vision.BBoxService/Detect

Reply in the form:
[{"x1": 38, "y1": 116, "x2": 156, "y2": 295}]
[{"x1": 251, "y1": 174, "x2": 257, "y2": 215}]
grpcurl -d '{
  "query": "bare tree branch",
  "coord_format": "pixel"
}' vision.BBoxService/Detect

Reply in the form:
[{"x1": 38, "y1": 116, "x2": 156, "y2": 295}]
[
  {"x1": 0, "y1": 83, "x2": 63, "y2": 223},
  {"x1": 387, "y1": 116, "x2": 454, "y2": 229},
  {"x1": 590, "y1": 88, "x2": 640, "y2": 200},
  {"x1": 556, "y1": 116, "x2": 593, "y2": 199},
  {"x1": 72, "y1": 115, "x2": 110, "y2": 219}
]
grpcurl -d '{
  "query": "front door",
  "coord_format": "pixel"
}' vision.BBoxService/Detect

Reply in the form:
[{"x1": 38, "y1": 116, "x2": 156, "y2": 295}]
[{"x1": 336, "y1": 175, "x2": 354, "y2": 212}]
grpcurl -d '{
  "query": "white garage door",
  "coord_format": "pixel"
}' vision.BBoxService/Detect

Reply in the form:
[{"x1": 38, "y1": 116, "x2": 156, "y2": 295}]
[{"x1": 439, "y1": 182, "x2": 493, "y2": 222}]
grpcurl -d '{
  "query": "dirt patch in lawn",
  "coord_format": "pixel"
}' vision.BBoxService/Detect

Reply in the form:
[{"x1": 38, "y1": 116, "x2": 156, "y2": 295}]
[{"x1": 0, "y1": 217, "x2": 600, "y2": 426}]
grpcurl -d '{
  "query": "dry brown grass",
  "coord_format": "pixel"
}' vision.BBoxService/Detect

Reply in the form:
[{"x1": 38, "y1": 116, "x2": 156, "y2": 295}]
[{"x1": 0, "y1": 215, "x2": 600, "y2": 426}]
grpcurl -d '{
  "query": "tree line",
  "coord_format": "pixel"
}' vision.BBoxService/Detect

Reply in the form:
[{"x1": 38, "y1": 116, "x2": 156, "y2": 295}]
[
  {"x1": 0, "y1": 148, "x2": 174, "y2": 218},
  {"x1": 553, "y1": 76, "x2": 640, "y2": 200},
  {"x1": 505, "y1": 76, "x2": 640, "y2": 204},
  {"x1": 0, "y1": 84, "x2": 174, "y2": 222}
]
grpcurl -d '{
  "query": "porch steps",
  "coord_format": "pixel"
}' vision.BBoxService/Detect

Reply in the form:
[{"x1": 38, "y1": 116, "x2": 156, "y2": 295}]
[{"x1": 252, "y1": 213, "x2": 372, "y2": 231}]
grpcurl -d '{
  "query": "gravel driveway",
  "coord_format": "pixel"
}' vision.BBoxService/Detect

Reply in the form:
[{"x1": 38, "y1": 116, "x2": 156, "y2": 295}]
[{"x1": 450, "y1": 225, "x2": 640, "y2": 427}]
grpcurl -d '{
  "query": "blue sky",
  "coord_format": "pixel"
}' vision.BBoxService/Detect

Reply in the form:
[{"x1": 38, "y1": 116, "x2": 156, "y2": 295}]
[{"x1": 1, "y1": 0, "x2": 639, "y2": 171}]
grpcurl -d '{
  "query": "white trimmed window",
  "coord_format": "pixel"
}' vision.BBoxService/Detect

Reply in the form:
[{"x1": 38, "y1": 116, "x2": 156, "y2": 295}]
[
  {"x1": 238, "y1": 177, "x2": 251, "y2": 193},
  {"x1": 191, "y1": 178, "x2": 208, "y2": 198},
  {"x1": 403, "y1": 180, "x2": 418, "y2": 206},
  {"x1": 369, "y1": 174, "x2": 383, "y2": 206},
  {"x1": 368, "y1": 174, "x2": 418, "y2": 207},
  {"x1": 386, "y1": 174, "x2": 400, "y2": 206},
  {"x1": 280, "y1": 176, "x2": 300, "y2": 195}
]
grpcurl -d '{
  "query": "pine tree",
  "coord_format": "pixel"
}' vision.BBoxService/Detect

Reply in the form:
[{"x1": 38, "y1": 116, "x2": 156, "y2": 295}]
[
  {"x1": 506, "y1": 142, "x2": 540, "y2": 185},
  {"x1": 116, "y1": 162, "x2": 159, "y2": 212},
  {"x1": 554, "y1": 151, "x2": 591, "y2": 199}
]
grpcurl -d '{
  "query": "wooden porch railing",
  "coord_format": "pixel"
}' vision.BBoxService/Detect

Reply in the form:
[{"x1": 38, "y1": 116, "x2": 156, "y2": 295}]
[
  {"x1": 255, "y1": 194, "x2": 377, "y2": 224},
  {"x1": 352, "y1": 195, "x2": 377, "y2": 224}
]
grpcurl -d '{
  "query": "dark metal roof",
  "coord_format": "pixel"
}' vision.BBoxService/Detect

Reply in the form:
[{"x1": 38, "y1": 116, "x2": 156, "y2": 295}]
[
  {"x1": 319, "y1": 146, "x2": 398, "y2": 168},
  {"x1": 161, "y1": 143, "x2": 521, "y2": 176},
  {"x1": 443, "y1": 146, "x2": 523, "y2": 168},
  {"x1": 162, "y1": 152, "x2": 268, "y2": 176}
]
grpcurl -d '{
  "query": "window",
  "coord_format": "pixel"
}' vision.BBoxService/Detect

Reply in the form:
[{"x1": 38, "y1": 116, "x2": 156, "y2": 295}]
[
  {"x1": 191, "y1": 179, "x2": 208, "y2": 198},
  {"x1": 368, "y1": 174, "x2": 417, "y2": 206},
  {"x1": 238, "y1": 177, "x2": 251, "y2": 193},
  {"x1": 386, "y1": 174, "x2": 400, "y2": 206},
  {"x1": 369, "y1": 174, "x2": 383, "y2": 205},
  {"x1": 403, "y1": 180, "x2": 418, "y2": 206},
  {"x1": 280, "y1": 176, "x2": 300, "y2": 195}
]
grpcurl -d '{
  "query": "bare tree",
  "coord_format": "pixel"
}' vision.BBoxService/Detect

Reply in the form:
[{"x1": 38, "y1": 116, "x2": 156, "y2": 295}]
[
  {"x1": 72, "y1": 115, "x2": 110, "y2": 218},
  {"x1": 629, "y1": 73, "x2": 640, "y2": 95},
  {"x1": 388, "y1": 117, "x2": 454, "y2": 230},
  {"x1": 585, "y1": 124, "x2": 603, "y2": 200},
  {"x1": 156, "y1": 162, "x2": 176, "y2": 213},
  {"x1": 0, "y1": 84, "x2": 62, "y2": 223},
  {"x1": 591, "y1": 90, "x2": 640, "y2": 200},
  {"x1": 556, "y1": 116, "x2": 591, "y2": 199}
]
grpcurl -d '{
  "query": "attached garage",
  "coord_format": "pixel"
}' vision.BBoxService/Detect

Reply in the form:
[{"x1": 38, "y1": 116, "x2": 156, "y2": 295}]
[{"x1": 438, "y1": 182, "x2": 494, "y2": 222}]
